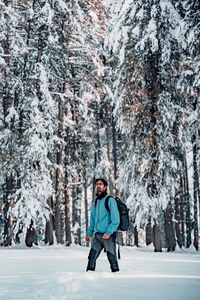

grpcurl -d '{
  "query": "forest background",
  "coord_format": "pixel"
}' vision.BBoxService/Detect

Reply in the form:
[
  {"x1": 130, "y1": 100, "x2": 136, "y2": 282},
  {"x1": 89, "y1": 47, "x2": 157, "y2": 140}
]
[{"x1": 0, "y1": 0, "x2": 199, "y2": 253}]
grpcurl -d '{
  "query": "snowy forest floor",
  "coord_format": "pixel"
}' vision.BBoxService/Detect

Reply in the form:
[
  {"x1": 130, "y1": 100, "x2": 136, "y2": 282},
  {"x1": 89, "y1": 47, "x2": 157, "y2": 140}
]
[{"x1": 0, "y1": 244, "x2": 199, "y2": 300}]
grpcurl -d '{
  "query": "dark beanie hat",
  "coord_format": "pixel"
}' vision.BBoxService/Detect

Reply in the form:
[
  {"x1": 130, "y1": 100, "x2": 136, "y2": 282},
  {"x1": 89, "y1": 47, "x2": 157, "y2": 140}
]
[{"x1": 95, "y1": 178, "x2": 108, "y2": 186}]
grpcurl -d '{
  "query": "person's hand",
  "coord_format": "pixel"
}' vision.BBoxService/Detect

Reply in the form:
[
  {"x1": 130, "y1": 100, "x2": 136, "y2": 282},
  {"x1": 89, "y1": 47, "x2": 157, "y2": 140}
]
[
  {"x1": 85, "y1": 235, "x2": 91, "y2": 242},
  {"x1": 102, "y1": 233, "x2": 110, "y2": 239}
]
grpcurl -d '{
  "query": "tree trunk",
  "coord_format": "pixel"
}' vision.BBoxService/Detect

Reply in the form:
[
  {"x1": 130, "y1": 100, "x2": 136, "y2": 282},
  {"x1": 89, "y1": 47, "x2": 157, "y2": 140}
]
[
  {"x1": 105, "y1": 103, "x2": 114, "y2": 194},
  {"x1": 93, "y1": 102, "x2": 101, "y2": 198},
  {"x1": 164, "y1": 201, "x2": 176, "y2": 251},
  {"x1": 84, "y1": 178, "x2": 89, "y2": 237},
  {"x1": 153, "y1": 220, "x2": 162, "y2": 252},
  {"x1": 72, "y1": 180, "x2": 82, "y2": 245},
  {"x1": 45, "y1": 196, "x2": 54, "y2": 245},
  {"x1": 64, "y1": 109, "x2": 71, "y2": 246},
  {"x1": 192, "y1": 135, "x2": 199, "y2": 250},
  {"x1": 3, "y1": 177, "x2": 13, "y2": 246},
  {"x1": 112, "y1": 114, "x2": 119, "y2": 196},
  {"x1": 64, "y1": 182, "x2": 71, "y2": 246},
  {"x1": 25, "y1": 220, "x2": 38, "y2": 247},
  {"x1": 180, "y1": 175, "x2": 185, "y2": 246},
  {"x1": 134, "y1": 226, "x2": 139, "y2": 247},
  {"x1": 183, "y1": 157, "x2": 192, "y2": 248},
  {"x1": 55, "y1": 101, "x2": 63, "y2": 244},
  {"x1": 126, "y1": 226, "x2": 134, "y2": 246},
  {"x1": 174, "y1": 196, "x2": 183, "y2": 248},
  {"x1": 146, "y1": 217, "x2": 152, "y2": 245},
  {"x1": 76, "y1": 183, "x2": 82, "y2": 245}
]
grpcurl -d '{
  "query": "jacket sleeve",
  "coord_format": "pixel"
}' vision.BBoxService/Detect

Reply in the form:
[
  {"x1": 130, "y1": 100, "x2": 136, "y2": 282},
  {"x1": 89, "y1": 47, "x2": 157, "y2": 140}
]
[
  {"x1": 87, "y1": 201, "x2": 96, "y2": 236},
  {"x1": 106, "y1": 197, "x2": 120, "y2": 235}
]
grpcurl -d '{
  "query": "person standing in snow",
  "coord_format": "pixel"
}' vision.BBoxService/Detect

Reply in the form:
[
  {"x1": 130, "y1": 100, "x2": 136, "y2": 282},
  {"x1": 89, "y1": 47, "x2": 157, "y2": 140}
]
[{"x1": 85, "y1": 178, "x2": 120, "y2": 272}]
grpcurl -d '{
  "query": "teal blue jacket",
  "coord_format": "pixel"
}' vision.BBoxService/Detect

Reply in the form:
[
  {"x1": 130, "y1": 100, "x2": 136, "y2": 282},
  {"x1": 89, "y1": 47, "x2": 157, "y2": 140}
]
[{"x1": 87, "y1": 194, "x2": 120, "y2": 236}]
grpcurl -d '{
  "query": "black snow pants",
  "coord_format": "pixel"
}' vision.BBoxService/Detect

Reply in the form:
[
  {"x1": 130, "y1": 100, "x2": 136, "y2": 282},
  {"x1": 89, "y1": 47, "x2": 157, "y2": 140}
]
[{"x1": 86, "y1": 232, "x2": 119, "y2": 272}]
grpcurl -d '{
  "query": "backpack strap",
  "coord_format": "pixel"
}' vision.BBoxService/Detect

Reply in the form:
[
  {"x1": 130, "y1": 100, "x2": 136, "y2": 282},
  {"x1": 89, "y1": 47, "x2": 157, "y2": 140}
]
[{"x1": 105, "y1": 195, "x2": 111, "y2": 213}]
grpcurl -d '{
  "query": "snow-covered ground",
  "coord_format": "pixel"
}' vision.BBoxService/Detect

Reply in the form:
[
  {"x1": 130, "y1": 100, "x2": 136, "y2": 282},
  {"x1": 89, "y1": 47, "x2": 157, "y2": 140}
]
[{"x1": 0, "y1": 244, "x2": 199, "y2": 300}]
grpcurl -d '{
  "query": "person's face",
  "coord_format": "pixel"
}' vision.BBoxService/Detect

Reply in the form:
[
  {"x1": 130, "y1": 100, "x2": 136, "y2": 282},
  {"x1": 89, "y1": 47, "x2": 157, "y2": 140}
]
[{"x1": 95, "y1": 180, "x2": 107, "y2": 195}]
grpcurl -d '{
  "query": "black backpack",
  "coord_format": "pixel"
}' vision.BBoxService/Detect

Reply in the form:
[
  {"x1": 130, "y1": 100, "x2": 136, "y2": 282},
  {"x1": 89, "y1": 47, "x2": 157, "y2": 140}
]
[{"x1": 95, "y1": 196, "x2": 129, "y2": 231}]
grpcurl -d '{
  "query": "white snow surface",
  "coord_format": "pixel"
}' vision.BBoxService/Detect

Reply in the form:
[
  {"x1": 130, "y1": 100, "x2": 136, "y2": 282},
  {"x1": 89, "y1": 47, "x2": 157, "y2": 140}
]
[{"x1": 0, "y1": 245, "x2": 199, "y2": 300}]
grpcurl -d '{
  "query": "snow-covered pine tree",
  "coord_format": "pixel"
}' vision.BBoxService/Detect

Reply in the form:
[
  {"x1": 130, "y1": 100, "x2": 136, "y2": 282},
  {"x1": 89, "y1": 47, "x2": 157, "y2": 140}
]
[
  {"x1": 112, "y1": 0, "x2": 195, "y2": 250},
  {"x1": 10, "y1": 1, "x2": 57, "y2": 246},
  {"x1": 46, "y1": 0, "x2": 107, "y2": 244},
  {"x1": 0, "y1": 0, "x2": 14, "y2": 246},
  {"x1": 0, "y1": 0, "x2": 40, "y2": 245},
  {"x1": 176, "y1": 0, "x2": 200, "y2": 250}
]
